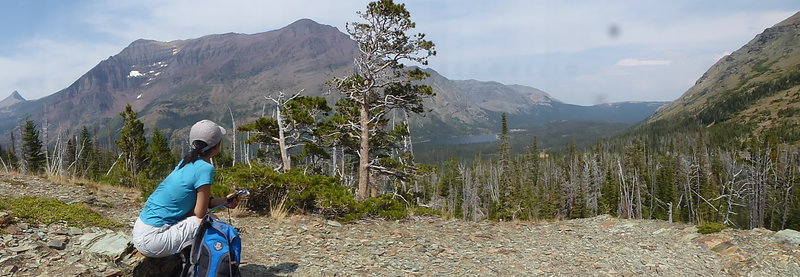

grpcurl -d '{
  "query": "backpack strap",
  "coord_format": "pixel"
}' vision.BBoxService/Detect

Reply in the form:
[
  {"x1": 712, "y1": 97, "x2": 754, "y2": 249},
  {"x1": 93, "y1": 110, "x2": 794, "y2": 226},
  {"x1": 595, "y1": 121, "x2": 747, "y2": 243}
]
[
  {"x1": 178, "y1": 245, "x2": 192, "y2": 277},
  {"x1": 184, "y1": 214, "x2": 213, "y2": 277}
]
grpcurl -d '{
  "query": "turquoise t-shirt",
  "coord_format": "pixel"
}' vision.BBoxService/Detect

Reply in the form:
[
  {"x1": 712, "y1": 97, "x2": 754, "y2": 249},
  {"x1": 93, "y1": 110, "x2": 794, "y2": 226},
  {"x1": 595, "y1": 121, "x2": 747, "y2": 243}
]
[{"x1": 139, "y1": 159, "x2": 214, "y2": 227}]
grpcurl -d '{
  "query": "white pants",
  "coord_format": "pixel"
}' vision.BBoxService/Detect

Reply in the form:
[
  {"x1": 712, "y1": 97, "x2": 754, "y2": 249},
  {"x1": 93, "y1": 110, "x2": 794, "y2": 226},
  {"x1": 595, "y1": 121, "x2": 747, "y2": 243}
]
[{"x1": 132, "y1": 216, "x2": 201, "y2": 258}]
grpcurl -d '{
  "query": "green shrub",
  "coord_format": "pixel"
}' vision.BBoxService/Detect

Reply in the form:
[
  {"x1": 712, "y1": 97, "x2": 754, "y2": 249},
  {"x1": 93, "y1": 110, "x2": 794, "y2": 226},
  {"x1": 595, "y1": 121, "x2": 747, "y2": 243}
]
[
  {"x1": 219, "y1": 164, "x2": 349, "y2": 216},
  {"x1": 356, "y1": 194, "x2": 409, "y2": 220},
  {"x1": 412, "y1": 206, "x2": 442, "y2": 216},
  {"x1": 216, "y1": 163, "x2": 280, "y2": 191},
  {"x1": 1, "y1": 196, "x2": 123, "y2": 229},
  {"x1": 215, "y1": 164, "x2": 442, "y2": 222},
  {"x1": 217, "y1": 164, "x2": 437, "y2": 221},
  {"x1": 300, "y1": 182, "x2": 356, "y2": 217},
  {"x1": 697, "y1": 222, "x2": 727, "y2": 234}
]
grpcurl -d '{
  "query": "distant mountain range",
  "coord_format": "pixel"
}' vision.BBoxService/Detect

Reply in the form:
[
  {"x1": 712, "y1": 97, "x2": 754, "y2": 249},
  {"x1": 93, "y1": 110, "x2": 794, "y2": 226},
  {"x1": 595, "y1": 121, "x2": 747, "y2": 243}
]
[
  {"x1": 0, "y1": 18, "x2": 666, "y2": 147},
  {"x1": 645, "y1": 11, "x2": 800, "y2": 139}
]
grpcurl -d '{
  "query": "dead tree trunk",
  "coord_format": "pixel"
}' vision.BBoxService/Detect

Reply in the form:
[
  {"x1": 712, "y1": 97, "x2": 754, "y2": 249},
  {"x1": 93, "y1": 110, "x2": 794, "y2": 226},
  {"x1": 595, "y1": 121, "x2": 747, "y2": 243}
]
[
  {"x1": 228, "y1": 106, "x2": 236, "y2": 166},
  {"x1": 747, "y1": 148, "x2": 772, "y2": 229},
  {"x1": 618, "y1": 160, "x2": 634, "y2": 219},
  {"x1": 358, "y1": 102, "x2": 372, "y2": 198}
]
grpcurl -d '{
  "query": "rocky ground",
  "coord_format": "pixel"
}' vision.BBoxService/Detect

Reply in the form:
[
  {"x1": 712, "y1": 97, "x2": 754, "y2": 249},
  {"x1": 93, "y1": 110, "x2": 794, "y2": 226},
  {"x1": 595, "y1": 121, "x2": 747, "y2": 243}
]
[{"x1": 1, "y1": 173, "x2": 799, "y2": 276}]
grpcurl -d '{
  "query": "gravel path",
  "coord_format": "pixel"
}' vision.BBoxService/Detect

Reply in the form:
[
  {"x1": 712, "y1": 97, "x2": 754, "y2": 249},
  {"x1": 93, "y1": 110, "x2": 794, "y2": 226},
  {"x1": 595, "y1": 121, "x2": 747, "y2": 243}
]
[
  {"x1": 235, "y1": 215, "x2": 722, "y2": 276},
  {"x1": 232, "y1": 210, "x2": 799, "y2": 276}
]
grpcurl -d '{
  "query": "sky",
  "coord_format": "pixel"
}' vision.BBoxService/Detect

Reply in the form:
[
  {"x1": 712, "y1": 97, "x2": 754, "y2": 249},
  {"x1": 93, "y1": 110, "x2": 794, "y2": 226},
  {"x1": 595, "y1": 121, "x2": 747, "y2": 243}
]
[{"x1": 0, "y1": 1, "x2": 797, "y2": 106}]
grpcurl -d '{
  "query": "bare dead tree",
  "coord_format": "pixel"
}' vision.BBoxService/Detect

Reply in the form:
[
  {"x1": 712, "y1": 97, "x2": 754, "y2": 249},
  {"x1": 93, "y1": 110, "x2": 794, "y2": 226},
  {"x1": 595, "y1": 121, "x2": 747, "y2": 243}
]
[
  {"x1": 332, "y1": 145, "x2": 338, "y2": 176},
  {"x1": 42, "y1": 105, "x2": 49, "y2": 173},
  {"x1": 460, "y1": 162, "x2": 484, "y2": 221},
  {"x1": 712, "y1": 151, "x2": 749, "y2": 227},
  {"x1": 634, "y1": 170, "x2": 643, "y2": 219},
  {"x1": 105, "y1": 153, "x2": 125, "y2": 176},
  {"x1": 266, "y1": 91, "x2": 301, "y2": 172},
  {"x1": 45, "y1": 129, "x2": 66, "y2": 176},
  {"x1": 745, "y1": 147, "x2": 773, "y2": 229},
  {"x1": 775, "y1": 147, "x2": 796, "y2": 229},
  {"x1": 0, "y1": 156, "x2": 8, "y2": 173},
  {"x1": 70, "y1": 133, "x2": 92, "y2": 178},
  {"x1": 678, "y1": 155, "x2": 701, "y2": 223},
  {"x1": 243, "y1": 134, "x2": 251, "y2": 168},
  {"x1": 563, "y1": 154, "x2": 579, "y2": 218},
  {"x1": 228, "y1": 106, "x2": 236, "y2": 166},
  {"x1": 426, "y1": 169, "x2": 440, "y2": 210},
  {"x1": 584, "y1": 153, "x2": 602, "y2": 216},
  {"x1": 487, "y1": 161, "x2": 501, "y2": 204},
  {"x1": 618, "y1": 160, "x2": 634, "y2": 219}
]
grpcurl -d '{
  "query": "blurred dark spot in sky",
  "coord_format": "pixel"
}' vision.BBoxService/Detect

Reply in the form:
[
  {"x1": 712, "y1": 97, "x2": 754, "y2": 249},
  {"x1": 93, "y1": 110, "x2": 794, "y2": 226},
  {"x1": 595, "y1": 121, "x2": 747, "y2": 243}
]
[
  {"x1": 594, "y1": 94, "x2": 608, "y2": 105},
  {"x1": 608, "y1": 24, "x2": 620, "y2": 39}
]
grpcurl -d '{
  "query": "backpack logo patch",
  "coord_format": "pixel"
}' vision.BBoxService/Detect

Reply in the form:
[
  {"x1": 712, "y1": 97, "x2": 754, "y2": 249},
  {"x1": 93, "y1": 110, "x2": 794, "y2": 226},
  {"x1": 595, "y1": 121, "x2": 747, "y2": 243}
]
[{"x1": 214, "y1": 241, "x2": 223, "y2": 251}]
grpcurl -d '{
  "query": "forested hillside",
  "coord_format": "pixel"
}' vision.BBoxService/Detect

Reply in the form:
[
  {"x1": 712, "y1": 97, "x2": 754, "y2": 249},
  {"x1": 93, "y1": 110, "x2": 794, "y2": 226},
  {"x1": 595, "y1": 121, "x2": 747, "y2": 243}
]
[
  {"x1": 647, "y1": 12, "x2": 800, "y2": 144},
  {"x1": 410, "y1": 12, "x2": 800, "y2": 230}
]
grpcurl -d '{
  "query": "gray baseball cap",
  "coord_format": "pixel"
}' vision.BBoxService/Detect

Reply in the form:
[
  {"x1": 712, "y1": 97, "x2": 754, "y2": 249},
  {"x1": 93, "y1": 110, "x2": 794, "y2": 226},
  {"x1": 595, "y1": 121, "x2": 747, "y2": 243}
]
[{"x1": 189, "y1": 120, "x2": 226, "y2": 152}]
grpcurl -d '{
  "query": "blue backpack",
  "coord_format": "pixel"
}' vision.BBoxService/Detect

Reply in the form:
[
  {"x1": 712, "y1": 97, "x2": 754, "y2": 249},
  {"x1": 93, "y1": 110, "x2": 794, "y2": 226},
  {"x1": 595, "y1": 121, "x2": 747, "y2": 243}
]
[{"x1": 183, "y1": 214, "x2": 242, "y2": 277}]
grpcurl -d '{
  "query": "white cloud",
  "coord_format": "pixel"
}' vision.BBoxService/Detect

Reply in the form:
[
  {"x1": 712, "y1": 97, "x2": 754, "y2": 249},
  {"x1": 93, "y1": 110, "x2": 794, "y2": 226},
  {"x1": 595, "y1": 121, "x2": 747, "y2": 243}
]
[
  {"x1": 0, "y1": 39, "x2": 119, "y2": 100},
  {"x1": 82, "y1": 0, "x2": 365, "y2": 42},
  {"x1": 616, "y1": 59, "x2": 673, "y2": 66},
  {"x1": 420, "y1": 2, "x2": 794, "y2": 60}
]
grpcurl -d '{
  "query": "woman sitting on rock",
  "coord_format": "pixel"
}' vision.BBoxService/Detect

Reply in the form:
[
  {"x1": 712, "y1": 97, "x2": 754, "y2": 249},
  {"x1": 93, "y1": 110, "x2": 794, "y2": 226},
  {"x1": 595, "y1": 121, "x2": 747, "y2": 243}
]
[{"x1": 132, "y1": 119, "x2": 239, "y2": 257}]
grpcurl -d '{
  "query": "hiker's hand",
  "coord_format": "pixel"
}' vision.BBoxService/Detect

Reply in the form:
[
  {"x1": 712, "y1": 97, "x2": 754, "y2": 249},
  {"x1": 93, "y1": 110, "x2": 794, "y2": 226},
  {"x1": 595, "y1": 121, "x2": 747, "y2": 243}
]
[{"x1": 225, "y1": 192, "x2": 240, "y2": 209}]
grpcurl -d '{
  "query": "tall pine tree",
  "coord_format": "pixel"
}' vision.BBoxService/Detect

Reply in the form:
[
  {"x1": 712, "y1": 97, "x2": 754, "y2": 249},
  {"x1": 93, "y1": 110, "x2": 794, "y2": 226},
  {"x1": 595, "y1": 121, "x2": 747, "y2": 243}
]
[
  {"x1": 77, "y1": 126, "x2": 98, "y2": 179},
  {"x1": 115, "y1": 105, "x2": 148, "y2": 186},
  {"x1": 331, "y1": 0, "x2": 436, "y2": 199},
  {"x1": 145, "y1": 128, "x2": 175, "y2": 180},
  {"x1": 65, "y1": 136, "x2": 76, "y2": 175},
  {"x1": 21, "y1": 119, "x2": 46, "y2": 174},
  {"x1": 6, "y1": 133, "x2": 19, "y2": 170},
  {"x1": 497, "y1": 113, "x2": 513, "y2": 219}
]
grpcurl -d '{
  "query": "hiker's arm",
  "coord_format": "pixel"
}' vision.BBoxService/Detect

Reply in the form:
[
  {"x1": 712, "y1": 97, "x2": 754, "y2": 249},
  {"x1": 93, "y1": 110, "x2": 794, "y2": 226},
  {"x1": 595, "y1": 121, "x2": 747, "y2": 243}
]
[
  {"x1": 208, "y1": 192, "x2": 240, "y2": 209},
  {"x1": 194, "y1": 185, "x2": 211, "y2": 220}
]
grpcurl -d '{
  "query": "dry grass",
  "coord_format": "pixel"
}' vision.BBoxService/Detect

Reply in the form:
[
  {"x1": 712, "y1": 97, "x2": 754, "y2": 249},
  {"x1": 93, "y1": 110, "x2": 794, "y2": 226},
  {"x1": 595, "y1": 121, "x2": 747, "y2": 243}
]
[
  {"x1": 46, "y1": 174, "x2": 139, "y2": 196},
  {"x1": 47, "y1": 174, "x2": 96, "y2": 188},
  {"x1": 0, "y1": 170, "x2": 34, "y2": 183},
  {"x1": 269, "y1": 195, "x2": 289, "y2": 220},
  {"x1": 230, "y1": 197, "x2": 255, "y2": 218}
]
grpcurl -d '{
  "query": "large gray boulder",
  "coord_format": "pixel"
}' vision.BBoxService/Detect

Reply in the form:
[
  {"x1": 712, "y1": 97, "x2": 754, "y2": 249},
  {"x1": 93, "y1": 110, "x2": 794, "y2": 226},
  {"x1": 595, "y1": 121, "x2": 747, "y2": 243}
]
[
  {"x1": 77, "y1": 232, "x2": 133, "y2": 262},
  {"x1": 774, "y1": 229, "x2": 800, "y2": 247}
]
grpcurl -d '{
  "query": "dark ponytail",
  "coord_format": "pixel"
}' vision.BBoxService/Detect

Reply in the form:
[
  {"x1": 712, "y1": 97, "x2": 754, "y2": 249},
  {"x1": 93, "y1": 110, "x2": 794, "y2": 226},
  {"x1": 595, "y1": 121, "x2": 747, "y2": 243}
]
[{"x1": 179, "y1": 140, "x2": 210, "y2": 169}]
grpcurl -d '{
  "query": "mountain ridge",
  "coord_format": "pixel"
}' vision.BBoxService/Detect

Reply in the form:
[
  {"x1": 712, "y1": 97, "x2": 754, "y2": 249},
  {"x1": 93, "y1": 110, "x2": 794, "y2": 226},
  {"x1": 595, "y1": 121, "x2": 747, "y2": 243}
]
[
  {"x1": 646, "y1": 11, "x2": 800, "y2": 133},
  {"x1": 1, "y1": 18, "x2": 664, "y2": 147}
]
